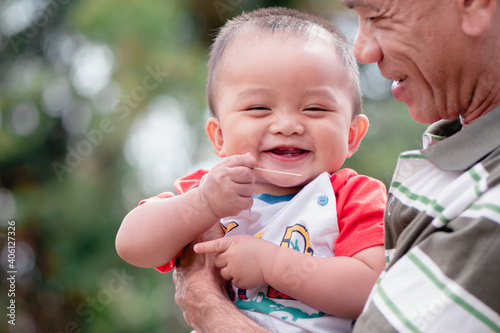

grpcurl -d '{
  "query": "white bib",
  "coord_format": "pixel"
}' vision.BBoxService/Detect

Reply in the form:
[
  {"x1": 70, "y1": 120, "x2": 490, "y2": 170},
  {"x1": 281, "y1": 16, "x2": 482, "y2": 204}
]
[{"x1": 220, "y1": 172, "x2": 353, "y2": 333}]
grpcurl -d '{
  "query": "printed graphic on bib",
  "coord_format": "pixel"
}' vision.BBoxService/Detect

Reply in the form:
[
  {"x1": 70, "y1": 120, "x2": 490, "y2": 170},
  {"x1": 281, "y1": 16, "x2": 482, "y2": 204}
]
[
  {"x1": 221, "y1": 221, "x2": 238, "y2": 234},
  {"x1": 280, "y1": 224, "x2": 314, "y2": 256},
  {"x1": 235, "y1": 292, "x2": 325, "y2": 322},
  {"x1": 236, "y1": 224, "x2": 315, "y2": 307}
]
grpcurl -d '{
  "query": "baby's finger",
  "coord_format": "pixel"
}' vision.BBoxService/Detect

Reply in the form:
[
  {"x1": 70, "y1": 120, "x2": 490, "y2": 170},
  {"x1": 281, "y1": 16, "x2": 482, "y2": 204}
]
[
  {"x1": 213, "y1": 252, "x2": 228, "y2": 270},
  {"x1": 193, "y1": 238, "x2": 229, "y2": 254},
  {"x1": 219, "y1": 266, "x2": 233, "y2": 282},
  {"x1": 228, "y1": 166, "x2": 255, "y2": 185},
  {"x1": 224, "y1": 153, "x2": 258, "y2": 169}
]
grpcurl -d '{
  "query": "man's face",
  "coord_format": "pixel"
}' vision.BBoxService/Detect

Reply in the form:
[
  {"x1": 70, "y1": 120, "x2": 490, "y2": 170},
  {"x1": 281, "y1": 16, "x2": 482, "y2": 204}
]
[{"x1": 343, "y1": 0, "x2": 466, "y2": 124}]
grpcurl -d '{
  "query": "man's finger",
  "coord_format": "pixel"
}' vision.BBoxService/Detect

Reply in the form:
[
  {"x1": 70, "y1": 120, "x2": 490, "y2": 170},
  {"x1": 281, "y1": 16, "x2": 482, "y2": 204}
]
[{"x1": 194, "y1": 238, "x2": 229, "y2": 254}]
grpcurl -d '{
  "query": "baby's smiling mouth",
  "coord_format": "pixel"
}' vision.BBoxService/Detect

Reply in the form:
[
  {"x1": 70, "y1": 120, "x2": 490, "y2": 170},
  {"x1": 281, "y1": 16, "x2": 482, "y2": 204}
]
[{"x1": 268, "y1": 147, "x2": 308, "y2": 157}]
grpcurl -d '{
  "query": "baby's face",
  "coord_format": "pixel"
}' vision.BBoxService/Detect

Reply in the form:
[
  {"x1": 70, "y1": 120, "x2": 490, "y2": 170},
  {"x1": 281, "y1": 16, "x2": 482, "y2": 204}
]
[{"x1": 210, "y1": 30, "x2": 364, "y2": 195}]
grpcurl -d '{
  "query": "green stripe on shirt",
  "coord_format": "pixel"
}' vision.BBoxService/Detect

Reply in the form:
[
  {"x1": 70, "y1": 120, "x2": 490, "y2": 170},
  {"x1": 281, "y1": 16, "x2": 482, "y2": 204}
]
[
  {"x1": 408, "y1": 252, "x2": 500, "y2": 332},
  {"x1": 391, "y1": 181, "x2": 445, "y2": 213},
  {"x1": 377, "y1": 285, "x2": 422, "y2": 333}
]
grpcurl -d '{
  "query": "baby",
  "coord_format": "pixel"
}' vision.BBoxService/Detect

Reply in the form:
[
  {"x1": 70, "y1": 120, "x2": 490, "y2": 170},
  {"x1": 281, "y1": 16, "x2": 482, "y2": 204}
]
[{"x1": 116, "y1": 7, "x2": 386, "y2": 332}]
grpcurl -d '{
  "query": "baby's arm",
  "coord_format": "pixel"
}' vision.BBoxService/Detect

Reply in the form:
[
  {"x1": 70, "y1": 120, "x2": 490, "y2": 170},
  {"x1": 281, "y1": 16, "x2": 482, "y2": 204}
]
[
  {"x1": 195, "y1": 236, "x2": 384, "y2": 319},
  {"x1": 115, "y1": 153, "x2": 257, "y2": 268}
]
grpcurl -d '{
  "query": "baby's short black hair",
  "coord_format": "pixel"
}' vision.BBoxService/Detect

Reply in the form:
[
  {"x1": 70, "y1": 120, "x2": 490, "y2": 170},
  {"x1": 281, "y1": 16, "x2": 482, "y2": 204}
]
[{"x1": 206, "y1": 7, "x2": 362, "y2": 117}]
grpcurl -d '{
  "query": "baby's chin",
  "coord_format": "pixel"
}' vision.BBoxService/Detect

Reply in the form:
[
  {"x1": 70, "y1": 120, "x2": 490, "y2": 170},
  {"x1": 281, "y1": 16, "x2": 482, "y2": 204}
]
[{"x1": 254, "y1": 178, "x2": 308, "y2": 196}]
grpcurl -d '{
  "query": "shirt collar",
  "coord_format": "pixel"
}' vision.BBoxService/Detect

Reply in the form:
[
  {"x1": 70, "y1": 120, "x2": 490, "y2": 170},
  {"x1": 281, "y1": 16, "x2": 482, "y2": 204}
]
[{"x1": 420, "y1": 106, "x2": 500, "y2": 171}]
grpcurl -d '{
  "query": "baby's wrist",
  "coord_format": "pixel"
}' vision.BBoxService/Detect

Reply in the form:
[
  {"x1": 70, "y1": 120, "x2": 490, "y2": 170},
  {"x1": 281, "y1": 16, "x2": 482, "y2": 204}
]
[
  {"x1": 260, "y1": 241, "x2": 278, "y2": 286},
  {"x1": 197, "y1": 186, "x2": 221, "y2": 221}
]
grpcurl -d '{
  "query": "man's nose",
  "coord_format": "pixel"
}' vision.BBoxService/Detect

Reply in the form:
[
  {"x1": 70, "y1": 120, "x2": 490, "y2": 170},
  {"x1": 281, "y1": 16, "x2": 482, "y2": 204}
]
[{"x1": 353, "y1": 22, "x2": 383, "y2": 64}]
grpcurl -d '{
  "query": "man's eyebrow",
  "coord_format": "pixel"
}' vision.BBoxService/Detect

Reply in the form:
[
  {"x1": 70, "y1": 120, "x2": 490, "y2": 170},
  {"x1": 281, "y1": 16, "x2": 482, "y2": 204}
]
[{"x1": 341, "y1": 0, "x2": 378, "y2": 10}]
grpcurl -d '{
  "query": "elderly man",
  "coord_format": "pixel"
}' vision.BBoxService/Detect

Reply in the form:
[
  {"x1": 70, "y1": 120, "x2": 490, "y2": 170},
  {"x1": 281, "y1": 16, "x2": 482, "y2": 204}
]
[{"x1": 173, "y1": 0, "x2": 500, "y2": 331}]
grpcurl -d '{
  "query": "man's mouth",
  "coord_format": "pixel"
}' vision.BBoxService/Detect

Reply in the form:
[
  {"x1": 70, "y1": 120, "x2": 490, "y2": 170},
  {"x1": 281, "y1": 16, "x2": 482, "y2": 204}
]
[
  {"x1": 391, "y1": 74, "x2": 409, "y2": 99},
  {"x1": 393, "y1": 74, "x2": 408, "y2": 85}
]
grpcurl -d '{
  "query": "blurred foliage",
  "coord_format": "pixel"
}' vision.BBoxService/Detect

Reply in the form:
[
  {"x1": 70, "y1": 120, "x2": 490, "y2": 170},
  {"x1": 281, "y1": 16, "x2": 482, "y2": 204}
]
[{"x1": 0, "y1": 0, "x2": 427, "y2": 332}]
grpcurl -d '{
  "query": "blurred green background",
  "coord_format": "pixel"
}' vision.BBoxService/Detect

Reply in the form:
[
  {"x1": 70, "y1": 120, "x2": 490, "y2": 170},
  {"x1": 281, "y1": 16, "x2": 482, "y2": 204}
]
[{"x1": 0, "y1": 0, "x2": 427, "y2": 332}]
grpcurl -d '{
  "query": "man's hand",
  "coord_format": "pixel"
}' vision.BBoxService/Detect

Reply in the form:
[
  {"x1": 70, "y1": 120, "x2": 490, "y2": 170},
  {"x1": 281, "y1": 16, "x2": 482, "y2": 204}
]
[
  {"x1": 194, "y1": 235, "x2": 277, "y2": 290},
  {"x1": 199, "y1": 153, "x2": 258, "y2": 219},
  {"x1": 173, "y1": 225, "x2": 272, "y2": 333},
  {"x1": 173, "y1": 224, "x2": 227, "y2": 327}
]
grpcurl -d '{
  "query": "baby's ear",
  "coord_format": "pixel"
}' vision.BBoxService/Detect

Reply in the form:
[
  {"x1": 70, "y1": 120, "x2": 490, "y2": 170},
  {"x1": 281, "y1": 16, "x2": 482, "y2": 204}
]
[
  {"x1": 206, "y1": 117, "x2": 226, "y2": 157},
  {"x1": 347, "y1": 114, "x2": 369, "y2": 157}
]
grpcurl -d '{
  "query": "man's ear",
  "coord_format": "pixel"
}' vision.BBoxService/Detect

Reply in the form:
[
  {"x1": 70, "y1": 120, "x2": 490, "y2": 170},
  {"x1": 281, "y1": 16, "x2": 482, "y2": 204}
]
[
  {"x1": 206, "y1": 117, "x2": 226, "y2": 157},
  {"x1": 347, "y1": 114, "x2": 369, "y2": 158},
  {"x1": 459, "y1": 0, "x2": 496, "y2": 36}
]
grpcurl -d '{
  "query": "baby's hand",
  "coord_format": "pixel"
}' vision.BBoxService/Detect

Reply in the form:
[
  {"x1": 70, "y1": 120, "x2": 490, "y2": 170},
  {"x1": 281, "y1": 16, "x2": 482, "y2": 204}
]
[
  {"x1": 194, "y1": 235, "x2": 276, "y2": 289},
  {"x1": 199, "y1": 153, "x2": 258, "y2": 219}
]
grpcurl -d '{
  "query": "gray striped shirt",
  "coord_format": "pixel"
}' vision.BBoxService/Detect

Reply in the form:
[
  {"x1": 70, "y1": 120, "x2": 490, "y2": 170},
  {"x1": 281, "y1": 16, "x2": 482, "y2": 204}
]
[{"x1": 354, "y1": 107, "x2": 500, "y2": 333}]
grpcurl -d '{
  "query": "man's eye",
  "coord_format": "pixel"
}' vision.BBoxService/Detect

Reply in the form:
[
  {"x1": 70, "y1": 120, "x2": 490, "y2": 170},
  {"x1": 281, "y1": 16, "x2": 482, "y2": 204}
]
[{"x1": 366, "y1": 15, "x2": 384, "y2": 23}]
